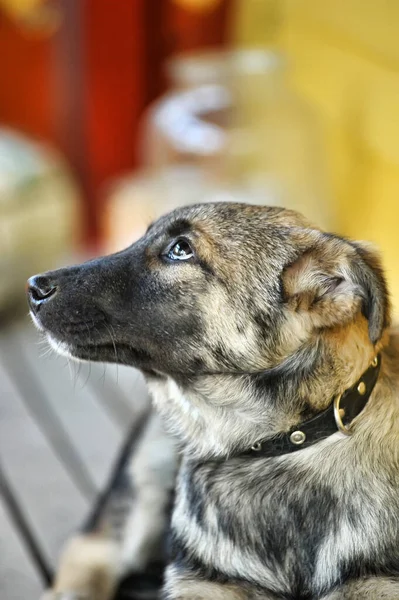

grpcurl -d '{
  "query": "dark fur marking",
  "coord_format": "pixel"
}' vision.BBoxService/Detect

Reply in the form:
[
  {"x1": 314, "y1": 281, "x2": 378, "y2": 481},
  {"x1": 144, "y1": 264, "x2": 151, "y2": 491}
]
[
  {"x1": 146, "y1": 220, "x2": 156, "y2": 234},
  {"x1": 166, "y1": 219, "x2": 192, "y2": 239},
  {"x1": 197, "y1": 258, "x2": 217, "y2": 280}
]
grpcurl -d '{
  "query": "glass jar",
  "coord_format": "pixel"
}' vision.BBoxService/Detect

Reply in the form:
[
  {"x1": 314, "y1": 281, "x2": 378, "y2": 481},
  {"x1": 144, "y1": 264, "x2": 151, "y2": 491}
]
[
  {"x1": 141, "y1": 50, "x2": 230, "y2": 176},
  {"x1": 103, "y1": 51, "x2": 231, "y2": 252},
  {"x1": 103, "y1": 49, "x2": 331, "y2": 252}
]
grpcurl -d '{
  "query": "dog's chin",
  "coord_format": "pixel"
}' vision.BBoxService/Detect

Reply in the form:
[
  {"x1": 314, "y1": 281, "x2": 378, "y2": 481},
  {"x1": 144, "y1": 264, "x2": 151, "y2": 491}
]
[{"x1": 47, "y1": 334, "x2": 79, "y2": 360}]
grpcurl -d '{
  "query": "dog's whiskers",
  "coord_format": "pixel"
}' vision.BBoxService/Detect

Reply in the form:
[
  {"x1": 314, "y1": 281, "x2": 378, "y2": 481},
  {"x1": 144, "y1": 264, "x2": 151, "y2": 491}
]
[
  {"x1": 100, "y1": 362, "x2": 107, "y2": 387},
  {"x1": 106, "y1": 322, "x2": 119, "y2": 384}
]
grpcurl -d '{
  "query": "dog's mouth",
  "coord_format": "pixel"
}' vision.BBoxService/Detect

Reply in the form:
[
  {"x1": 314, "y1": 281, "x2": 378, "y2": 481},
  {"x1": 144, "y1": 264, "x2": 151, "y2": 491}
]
[
  {"x1": 45, "y1": 331, "x2": 153, "y2": 367},
  {"x1": 28, "y1": 309, "x2": 149, "y2": 367}
]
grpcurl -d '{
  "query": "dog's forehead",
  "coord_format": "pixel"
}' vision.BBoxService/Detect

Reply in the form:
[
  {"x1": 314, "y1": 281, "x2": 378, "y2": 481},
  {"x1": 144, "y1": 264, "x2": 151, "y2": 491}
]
[{"x1": 150, "y1": 202, "x2": 314, "y2": 242}]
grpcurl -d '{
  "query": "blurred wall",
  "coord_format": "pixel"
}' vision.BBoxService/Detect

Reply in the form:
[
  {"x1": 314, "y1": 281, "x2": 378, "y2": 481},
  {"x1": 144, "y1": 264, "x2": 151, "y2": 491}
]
[
  {"x1": 0, "y1": 0, "x2": 231, "y2": 245},
  {"x1": 273, "y1": 0, "x2": 399, "y2": 316},
  {"x1": 0, "y1": 6, "x2": 56, "y2": 142}
]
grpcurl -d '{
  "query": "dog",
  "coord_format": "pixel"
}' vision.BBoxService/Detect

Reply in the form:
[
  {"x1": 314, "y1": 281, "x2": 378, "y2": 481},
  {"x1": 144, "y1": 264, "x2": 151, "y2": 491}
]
[{"x1": 27, "y1": 202, "x2": 399, "y2": 599}]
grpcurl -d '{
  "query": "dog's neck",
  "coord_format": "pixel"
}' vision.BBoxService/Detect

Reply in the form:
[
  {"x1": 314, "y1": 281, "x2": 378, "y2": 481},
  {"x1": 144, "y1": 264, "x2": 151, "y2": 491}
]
[{"x1": 148, "y1": 323, "x2": 387, "y2": 460}]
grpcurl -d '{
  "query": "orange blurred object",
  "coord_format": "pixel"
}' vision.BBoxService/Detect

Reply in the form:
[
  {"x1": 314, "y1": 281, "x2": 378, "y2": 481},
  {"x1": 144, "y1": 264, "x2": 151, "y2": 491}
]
[
  {"x1": 172, "y1": 0, "x2": 222, "y2": 13},
  {"x1": 0, "y1": 0, "x2": 232, "y2": 246}
]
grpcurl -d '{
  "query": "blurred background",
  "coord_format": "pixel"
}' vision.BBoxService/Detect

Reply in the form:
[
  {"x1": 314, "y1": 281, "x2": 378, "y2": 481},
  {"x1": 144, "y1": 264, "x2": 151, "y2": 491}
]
[{"x1": 0, "y1": 1, "x2": 399, "y2": 598}]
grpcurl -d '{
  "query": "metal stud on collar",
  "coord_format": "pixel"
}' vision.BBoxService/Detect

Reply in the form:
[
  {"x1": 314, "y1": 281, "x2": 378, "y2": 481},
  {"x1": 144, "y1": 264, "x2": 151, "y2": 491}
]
[
  {"x1": 251, "y1": 441, "x2": 263, "y2": 452},
  {"x1": 357, "y1": 381, "x2": 366, "y2": 395},
  {"x1": 290, "y1": 430, "x2": 306, "y2": 445}
]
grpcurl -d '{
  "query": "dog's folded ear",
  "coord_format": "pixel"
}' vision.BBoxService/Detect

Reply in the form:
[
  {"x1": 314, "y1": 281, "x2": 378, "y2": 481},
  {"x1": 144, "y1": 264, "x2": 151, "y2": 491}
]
[{"x1": 282, "y1": 236, "x2": 390, "y2": 345}]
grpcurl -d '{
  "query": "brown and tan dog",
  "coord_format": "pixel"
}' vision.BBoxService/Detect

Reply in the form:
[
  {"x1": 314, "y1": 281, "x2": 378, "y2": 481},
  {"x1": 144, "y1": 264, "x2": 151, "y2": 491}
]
[{"x1": 27, "y1": 203, "x2": 399, "y2": 599}]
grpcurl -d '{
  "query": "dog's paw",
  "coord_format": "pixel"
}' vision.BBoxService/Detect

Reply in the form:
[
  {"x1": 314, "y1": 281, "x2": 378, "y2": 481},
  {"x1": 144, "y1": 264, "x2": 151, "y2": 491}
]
[
  {"x1": 42, "y1": 534, "x2": 119, "y2": 600},
  {"x1": 41, "y1": 591, "x2": 90, "y2": 600}
]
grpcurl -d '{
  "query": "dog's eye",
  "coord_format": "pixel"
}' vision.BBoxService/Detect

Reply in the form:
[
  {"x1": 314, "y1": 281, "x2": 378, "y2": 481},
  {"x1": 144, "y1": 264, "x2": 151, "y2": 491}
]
[{"x1": 167, "y1": 239, "x2": 194, "y2": 261}]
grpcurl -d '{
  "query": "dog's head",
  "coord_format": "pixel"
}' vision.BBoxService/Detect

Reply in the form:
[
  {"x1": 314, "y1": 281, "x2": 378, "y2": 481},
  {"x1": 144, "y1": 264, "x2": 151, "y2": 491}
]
[{"x1": 27, "y1": 203, "x2": 390, "y2": 457}]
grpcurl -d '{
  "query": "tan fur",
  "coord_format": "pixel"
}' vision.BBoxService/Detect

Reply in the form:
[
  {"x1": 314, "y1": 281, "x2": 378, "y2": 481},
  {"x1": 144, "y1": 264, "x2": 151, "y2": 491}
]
[
  {"x1": 164, "y1": 566, "x2": 250, "y2": 600},
  {"x1": 321, "y1": 578, "x2": 399, "y2": 599},
  {"x1": 47, "y1": 535, "x2": 119, "y2": 600}
]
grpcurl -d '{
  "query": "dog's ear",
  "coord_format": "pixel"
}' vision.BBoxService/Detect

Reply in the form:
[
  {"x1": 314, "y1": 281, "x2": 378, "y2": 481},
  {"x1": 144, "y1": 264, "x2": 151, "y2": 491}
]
[
  {"x1": 349, "y1": 240, "x2": 390, "y2": 343},
  {"x1": 282, "y1": 237, "x2": 390, "y2": 344}
]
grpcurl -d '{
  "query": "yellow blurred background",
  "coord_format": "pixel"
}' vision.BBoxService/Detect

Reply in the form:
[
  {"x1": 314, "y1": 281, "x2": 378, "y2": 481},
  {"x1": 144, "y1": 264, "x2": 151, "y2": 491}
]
[{"x1": 260, "y1": 0, "x2": 399, "y2": 315}]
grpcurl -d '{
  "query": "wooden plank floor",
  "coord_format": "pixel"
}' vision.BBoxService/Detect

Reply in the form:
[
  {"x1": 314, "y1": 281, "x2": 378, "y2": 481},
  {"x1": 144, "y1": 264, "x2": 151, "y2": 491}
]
[{"x1": 0, "y1": 316, "x2": 150, "y2": 599}]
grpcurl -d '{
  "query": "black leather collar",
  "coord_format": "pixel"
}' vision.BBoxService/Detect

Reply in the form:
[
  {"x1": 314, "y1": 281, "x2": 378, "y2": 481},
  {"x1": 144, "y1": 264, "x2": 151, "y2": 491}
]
[{"x1": 241, "y1": 354, "x2": 381, "y2": 458}]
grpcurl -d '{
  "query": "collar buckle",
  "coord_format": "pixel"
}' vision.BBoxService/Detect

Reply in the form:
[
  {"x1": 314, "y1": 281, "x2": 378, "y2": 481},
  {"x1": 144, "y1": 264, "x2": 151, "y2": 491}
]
[
  {"x1": 333, "y1": 393, "x2": 351, "y2": 435},
  {"x1": 333, "y1": 355, "x2": 379, "y2": 436}
]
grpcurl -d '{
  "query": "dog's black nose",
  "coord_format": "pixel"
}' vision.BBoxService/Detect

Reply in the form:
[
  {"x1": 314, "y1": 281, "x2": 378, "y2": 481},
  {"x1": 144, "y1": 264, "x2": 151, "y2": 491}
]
[{"x1": 27, "y1": 275, "x2": 58, "y2": 313}]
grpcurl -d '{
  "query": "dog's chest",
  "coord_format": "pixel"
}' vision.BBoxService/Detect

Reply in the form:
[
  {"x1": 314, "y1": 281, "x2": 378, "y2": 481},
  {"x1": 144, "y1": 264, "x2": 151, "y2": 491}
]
[{"x1": 171, "y1": 456, "x2": 398, "y2": 597}]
